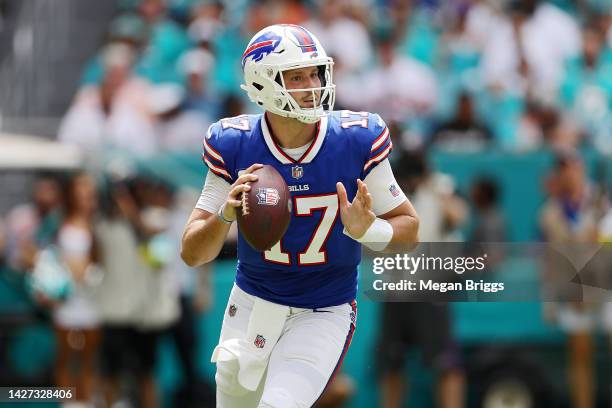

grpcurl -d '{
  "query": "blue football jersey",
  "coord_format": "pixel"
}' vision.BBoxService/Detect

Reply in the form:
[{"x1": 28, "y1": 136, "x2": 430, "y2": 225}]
[{"x1": 203, "y1": 111, "x2": 393, "y2": 308}]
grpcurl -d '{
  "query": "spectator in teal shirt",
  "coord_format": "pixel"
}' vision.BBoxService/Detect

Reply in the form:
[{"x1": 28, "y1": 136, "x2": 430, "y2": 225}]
[
  {"x1": 80, "y1": 13, "x2": 148, "y2": 85},
  {"x1": 559, "y1": 23, "x2": 612, "y2": 154},
  {"x1": 137, "y1": 0, "x2": 191, "y2": 84}
]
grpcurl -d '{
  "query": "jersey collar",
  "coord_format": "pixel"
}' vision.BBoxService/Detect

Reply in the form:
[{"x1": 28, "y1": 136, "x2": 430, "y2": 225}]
[{"x1": 261, "y1": 114, "x2": 328, "y2": 165}]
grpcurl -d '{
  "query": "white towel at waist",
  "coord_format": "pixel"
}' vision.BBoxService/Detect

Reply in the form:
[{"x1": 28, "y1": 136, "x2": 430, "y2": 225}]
[{"x1": 211, "y1": 296, "x2": 289, "y2": 391}]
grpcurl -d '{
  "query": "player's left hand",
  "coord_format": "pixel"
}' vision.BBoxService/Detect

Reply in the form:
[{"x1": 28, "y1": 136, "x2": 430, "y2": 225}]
[{"x1": 337, "y1": 179, "x2": 376, "y2": 239}]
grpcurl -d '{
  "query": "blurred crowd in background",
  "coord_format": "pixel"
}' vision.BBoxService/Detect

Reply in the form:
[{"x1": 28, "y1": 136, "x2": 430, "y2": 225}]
[
  {"x1": 1, "y1": 0, "x2": 612, "y2": 407},
  {"x1": 51, "y1": 0, "x2": 612, "y2": 156}
]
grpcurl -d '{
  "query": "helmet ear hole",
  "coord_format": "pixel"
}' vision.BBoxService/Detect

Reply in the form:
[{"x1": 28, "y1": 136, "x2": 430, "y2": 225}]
[{"x1": 252, "y1": 82, "x2": 264, "y2": 91}]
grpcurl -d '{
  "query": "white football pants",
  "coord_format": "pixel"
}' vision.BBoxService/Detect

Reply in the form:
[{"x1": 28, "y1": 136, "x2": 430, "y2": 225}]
[{"x1": 214, "y1": 285, "x2": 356, "y2": 408}]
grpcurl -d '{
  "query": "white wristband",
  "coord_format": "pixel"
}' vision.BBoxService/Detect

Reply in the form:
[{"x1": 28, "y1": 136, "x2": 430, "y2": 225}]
[{"x1": 343, "y1": 218, "x2": 393, "y2": 251}]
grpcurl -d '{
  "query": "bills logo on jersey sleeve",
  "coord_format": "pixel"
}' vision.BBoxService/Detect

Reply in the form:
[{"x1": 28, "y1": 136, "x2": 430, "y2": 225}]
[
  {"x1": 242, "y1": 32, "x2": 282, "y2": 67},
  {"x1": 257, "y1": 188, "x2": 280, "y2": 206}
]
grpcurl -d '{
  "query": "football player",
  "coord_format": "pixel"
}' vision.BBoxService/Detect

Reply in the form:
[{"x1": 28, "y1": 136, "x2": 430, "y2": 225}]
[{"x1": 181, "y1": 24, "x2": 419, "y2": 408}]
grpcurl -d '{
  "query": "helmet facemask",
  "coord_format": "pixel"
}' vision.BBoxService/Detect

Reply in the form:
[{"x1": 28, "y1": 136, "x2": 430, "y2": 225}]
[
  {"x1": 275, "y1": 61, "x2": 335, "y2": 124},
  {"x1": 242, "y1": 59, "x2": 335, "y2": 124}
]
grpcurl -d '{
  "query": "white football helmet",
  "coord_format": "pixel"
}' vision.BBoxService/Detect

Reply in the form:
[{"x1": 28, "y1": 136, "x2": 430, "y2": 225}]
[{"x1": 240, "y1": 24, "x2": 335, "y2": 124}]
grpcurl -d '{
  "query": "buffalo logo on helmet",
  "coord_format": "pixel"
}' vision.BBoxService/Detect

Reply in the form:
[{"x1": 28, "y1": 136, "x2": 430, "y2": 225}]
[
  {"x1": 241, "y1": 32, "x2": 282, "y2": 67},
  {"x1": 254, "y1": 334, "x2": 266, "y2": 349},
  {"x1": 256, "y1": 188, "x2": 280, "y2": 206}
]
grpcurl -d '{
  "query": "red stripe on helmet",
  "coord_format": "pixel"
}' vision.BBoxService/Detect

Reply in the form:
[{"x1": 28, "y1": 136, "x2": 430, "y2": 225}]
[
  {"x1": 242, "y1": 40, "x2": 275, "y2": 59},
  {"x1": 285, "y1": 24, "x2": 317, "y2": 53}
]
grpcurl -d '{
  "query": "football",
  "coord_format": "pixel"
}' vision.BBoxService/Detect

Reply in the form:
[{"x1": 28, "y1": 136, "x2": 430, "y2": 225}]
[{"x1": 236, "y1": 165, "x2": 291, "y2": 251}]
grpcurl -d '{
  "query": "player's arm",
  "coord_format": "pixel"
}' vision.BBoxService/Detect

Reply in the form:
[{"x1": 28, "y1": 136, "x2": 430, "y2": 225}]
[
  {"x1": 337, "y1": 159, "x2": 419, "y2": 252},
  {"x1": 181, "y1": 164, "x2": 262, "y2": 266},
  {"x1": 377, "y1": 198, "x2": 419, "y2": 252}
]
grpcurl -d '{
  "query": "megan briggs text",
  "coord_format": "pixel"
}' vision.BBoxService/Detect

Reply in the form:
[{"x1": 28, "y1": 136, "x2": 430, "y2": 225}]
[{"x1": 373, "y1": 279, "x2": 505, "y2": 293}]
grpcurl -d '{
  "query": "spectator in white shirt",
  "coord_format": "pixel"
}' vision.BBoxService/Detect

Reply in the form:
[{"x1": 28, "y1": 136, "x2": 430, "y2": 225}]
[
  {"x1": 305, "y1": 0, "x2": 373, "y2": 108},
  {"x1": 150, "y1": 83, "x2": 211, "y2": 153},
  {"x1": 362, "y1": 36, "x2": 437, "y2": 123},
  {"x1": 58, "y1": 44, "x2": 158, "y2": 157},
  {"x1": 481, "y1": 0, "x2": 580, "y2": 100}
]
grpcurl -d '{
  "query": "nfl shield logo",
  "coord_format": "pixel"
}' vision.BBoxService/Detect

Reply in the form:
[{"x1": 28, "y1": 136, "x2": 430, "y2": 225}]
[
  {"x1": 254, "y1": 334, "x2": 266, "y2": 349},
  {"x1": 228, "y1": 304, "x2": 237, "y2": 317},
  {"x1": 389, "y1": 183, "x2": 400, "y2": 198},
  {"x1": 291, "y1": 165, "x2": 303, "y2": 179}
]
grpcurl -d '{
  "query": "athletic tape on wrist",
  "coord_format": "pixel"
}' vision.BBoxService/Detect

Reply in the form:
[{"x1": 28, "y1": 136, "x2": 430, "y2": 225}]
[{"x1": 343, "y1": 218, "x2": 393, "y2": 251}]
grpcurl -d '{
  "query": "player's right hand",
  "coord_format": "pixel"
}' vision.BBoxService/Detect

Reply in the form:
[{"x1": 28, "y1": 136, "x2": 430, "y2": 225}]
[{"x1": 222, "y1": 163, "x2": 263, "y2": 221}]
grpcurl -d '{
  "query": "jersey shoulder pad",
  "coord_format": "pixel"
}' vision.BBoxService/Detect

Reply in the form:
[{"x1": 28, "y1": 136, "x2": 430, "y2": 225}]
[
  {"x1": 331, "y1": 111, "x2": 392, "y2": 177},
  {"x1": 202, "y1": 115, "x2": 258, "y2": 182},
  {"x1": 362, "y1": 113, "x2": 392, "y2": 176},
  {"x1": 330, "y1": 110, "x2": 387, "y2": 142}
]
